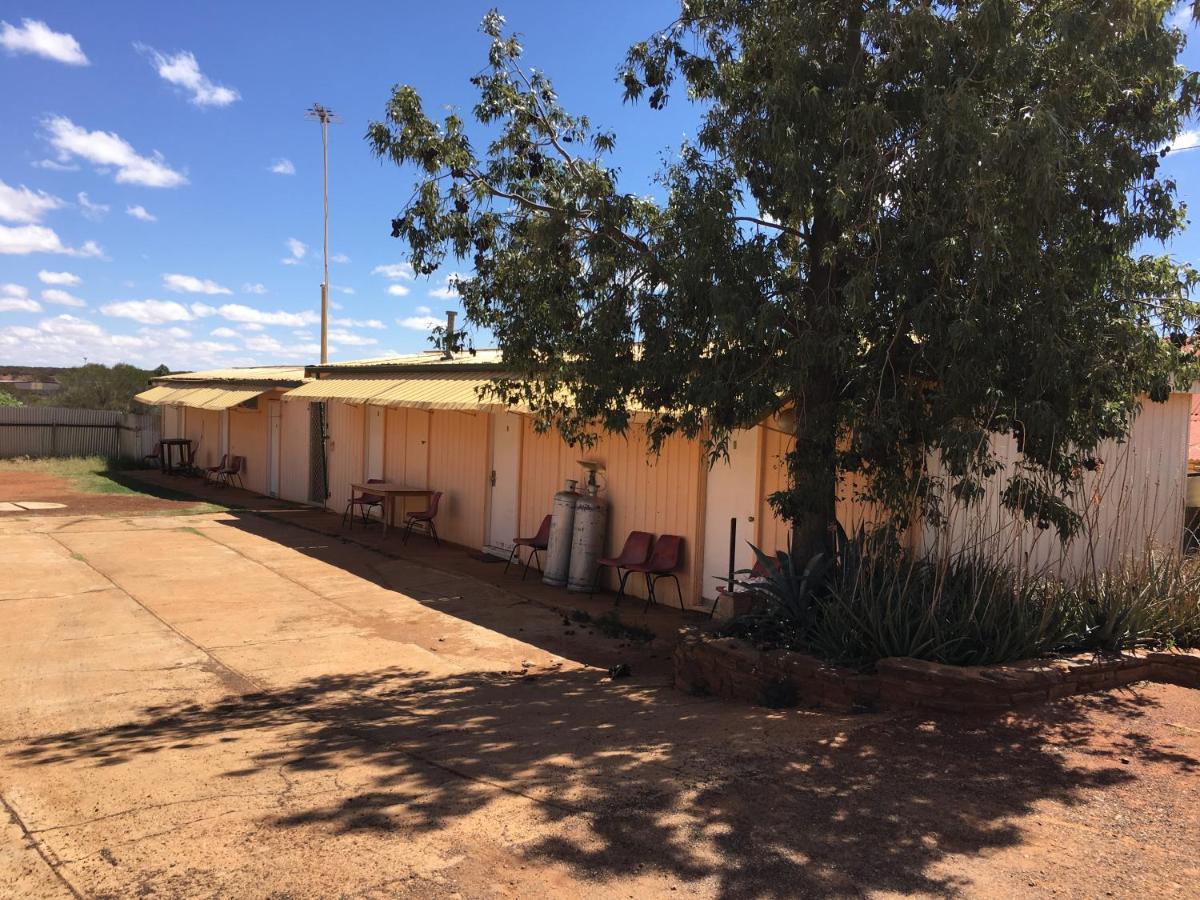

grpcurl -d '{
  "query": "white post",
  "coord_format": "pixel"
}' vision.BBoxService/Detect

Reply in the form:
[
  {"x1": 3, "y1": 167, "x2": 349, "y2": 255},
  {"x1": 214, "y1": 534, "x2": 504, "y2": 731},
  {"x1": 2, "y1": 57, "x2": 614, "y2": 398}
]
[{"x1": 320, "y1": 111, "x2": 330, "y2": 365}]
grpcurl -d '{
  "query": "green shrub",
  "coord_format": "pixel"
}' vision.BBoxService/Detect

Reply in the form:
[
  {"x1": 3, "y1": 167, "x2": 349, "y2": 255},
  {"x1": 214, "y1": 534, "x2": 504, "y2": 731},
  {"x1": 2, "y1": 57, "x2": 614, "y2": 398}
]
[{"x1": 725, "y1": 530, "x2": 1200, "y2": 669}]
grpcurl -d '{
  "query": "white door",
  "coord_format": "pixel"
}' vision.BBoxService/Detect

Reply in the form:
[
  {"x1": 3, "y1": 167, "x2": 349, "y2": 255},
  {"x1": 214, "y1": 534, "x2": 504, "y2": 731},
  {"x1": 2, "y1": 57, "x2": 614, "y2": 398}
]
[
  {"x1": 702, "y1": 428, "x2": 762, "y2": 601},
  {"x1": 218, "y1": 410, "x2": 229, "y2": 460},
  {"x1": 365, "y1": 405, "x2": 385, "y2": 480},
  {"x1": 266, "y1": 400, "x2": 281, "y2": 497},
  {"x1": 404, "y1": 410, "x2": 429, "y2": 486},
  {"x1": 485, "y1": 412, "x2": 522, "y2": 557}
]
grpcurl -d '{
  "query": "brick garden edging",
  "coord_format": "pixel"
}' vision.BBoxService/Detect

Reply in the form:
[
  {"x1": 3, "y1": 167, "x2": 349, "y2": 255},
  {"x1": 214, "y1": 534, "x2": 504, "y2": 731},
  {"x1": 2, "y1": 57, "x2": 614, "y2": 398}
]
[{"x1": 672, "y1": 629, "x2": 1200, "y2": 713}]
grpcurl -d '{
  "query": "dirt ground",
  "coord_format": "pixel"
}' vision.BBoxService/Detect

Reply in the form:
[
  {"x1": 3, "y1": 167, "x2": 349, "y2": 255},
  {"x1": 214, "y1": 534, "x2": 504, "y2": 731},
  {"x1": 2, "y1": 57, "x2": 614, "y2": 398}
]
[
  {"x1": 0, "y1": 465, "x2": 211, "y2": 517},
  {"x1": 1, "y1": 509, "x2": 1197, "y2": 899}
]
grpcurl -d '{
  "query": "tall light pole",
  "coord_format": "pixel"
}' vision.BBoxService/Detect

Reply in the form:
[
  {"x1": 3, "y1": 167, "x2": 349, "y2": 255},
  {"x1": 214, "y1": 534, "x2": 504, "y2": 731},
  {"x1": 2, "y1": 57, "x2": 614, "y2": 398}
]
[{"x1": 306, "y1": 103, "x2": 339, "y2": 364}]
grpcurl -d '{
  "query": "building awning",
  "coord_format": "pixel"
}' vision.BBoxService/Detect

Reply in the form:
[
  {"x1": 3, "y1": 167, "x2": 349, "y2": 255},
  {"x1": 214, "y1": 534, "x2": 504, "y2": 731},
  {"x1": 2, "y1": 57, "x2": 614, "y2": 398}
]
[
  {"x1": 283, "y1": 374, "x2": 497, "y2": 411},
  {"x1": 134, "y1": 386, "x2": 265, "y2": 410}
]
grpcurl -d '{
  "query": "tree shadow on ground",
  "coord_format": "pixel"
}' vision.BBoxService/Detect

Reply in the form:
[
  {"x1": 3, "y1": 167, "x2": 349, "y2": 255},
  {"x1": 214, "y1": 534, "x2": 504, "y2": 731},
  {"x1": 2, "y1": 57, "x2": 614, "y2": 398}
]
[{"x1": 12, "y1": 664, "x2": 1192, "y2": 897}]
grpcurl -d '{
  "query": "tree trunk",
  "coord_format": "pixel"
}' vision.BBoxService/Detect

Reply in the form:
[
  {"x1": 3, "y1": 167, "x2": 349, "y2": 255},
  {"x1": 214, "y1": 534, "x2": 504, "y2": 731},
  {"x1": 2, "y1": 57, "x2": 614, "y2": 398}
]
[{"x1": 783, "y1": 374, "x2": 840, "y2": 563}]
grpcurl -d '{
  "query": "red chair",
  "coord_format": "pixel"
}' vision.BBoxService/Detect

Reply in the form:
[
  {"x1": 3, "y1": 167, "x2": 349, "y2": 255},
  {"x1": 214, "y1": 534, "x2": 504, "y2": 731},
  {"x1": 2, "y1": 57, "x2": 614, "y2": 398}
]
[
  {"x1": 402, "y1": 491, "x2": 443, "y2": 546},
  {"x1": 625, "y1": 534, "x2": 686, "y2": 611},
  {"x1": 216, "y1": 455, "x2": 245, "y2": 489},
  {"x1": 343, "y1": 478, "x2": 385, "y2": 529},
  {"x1": 505, "y1": 514, "x2": 551, "y2": 579},
  {"x1": 592, "y1": 531, "x2": 654, "y2": 604},
  {"x1": 203, "y1": 454, "x2": 228, "y2": 485},
  {"x1": 143, "y1": 443, "x2": 162, "y2": 469}
]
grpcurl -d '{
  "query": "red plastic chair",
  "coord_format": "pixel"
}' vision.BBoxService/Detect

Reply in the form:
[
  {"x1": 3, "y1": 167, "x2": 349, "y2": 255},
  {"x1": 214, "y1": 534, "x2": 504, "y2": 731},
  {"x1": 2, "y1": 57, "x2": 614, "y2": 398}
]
[
  {"x1": 343, "y1": 478, "x2": 385, "y2": 529},
  {"x1": 216, "y1": 455, "x2": 245, "y2": 489},
  {"x1": 505, "y1": 514, "x2": 551, "y2": 579},
  {"x1": 625, "y1": 534, "x2": 685, "y2": 611},
  {"x1": 204, "y1": 454, "x2": 228, "y2": 485},
  {"x1": 592, "y1": 531, "x2": 654, "y2": 603},
  {"x1": 403, "y1": 491, "x2": 443, "y2": 546},
  {"x1": 143, "y1": 443, "x2": 162, "y2": 469}
]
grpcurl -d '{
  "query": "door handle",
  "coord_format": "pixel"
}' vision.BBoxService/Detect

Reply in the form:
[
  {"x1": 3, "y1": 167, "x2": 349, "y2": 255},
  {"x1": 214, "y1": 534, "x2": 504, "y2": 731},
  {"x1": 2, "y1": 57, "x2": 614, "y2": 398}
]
[{"x1": 490, "y1": 470, "x2": 496, "y2": 486}]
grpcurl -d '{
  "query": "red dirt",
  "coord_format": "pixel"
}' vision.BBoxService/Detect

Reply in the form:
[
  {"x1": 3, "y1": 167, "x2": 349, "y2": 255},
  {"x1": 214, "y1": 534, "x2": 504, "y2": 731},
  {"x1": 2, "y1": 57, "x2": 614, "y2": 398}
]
[{"x1": 0, "y1": 467, "x2": 208, "y2": 516}]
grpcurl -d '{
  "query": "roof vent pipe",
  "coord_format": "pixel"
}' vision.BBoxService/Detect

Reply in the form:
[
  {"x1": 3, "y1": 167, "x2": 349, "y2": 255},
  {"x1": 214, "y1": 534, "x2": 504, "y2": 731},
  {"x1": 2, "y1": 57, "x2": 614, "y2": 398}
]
[{"x1": 443, "y1": 310, "x2": 458, "y2": 359}]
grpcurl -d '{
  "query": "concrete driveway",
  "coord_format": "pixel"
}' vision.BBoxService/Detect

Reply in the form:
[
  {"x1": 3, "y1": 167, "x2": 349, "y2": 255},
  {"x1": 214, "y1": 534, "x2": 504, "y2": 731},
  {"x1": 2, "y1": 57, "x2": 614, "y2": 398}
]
[{"x1": 2, "y1": 510, "x2": 1198, "y2": 898}]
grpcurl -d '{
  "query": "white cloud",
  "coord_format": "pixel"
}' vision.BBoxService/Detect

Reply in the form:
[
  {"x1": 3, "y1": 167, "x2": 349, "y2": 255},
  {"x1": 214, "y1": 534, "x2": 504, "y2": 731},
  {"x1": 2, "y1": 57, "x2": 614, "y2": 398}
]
[
  {"x1": 210, "y1": 326, "x2": 239, "y2": 338},
  {"x1": 414, "y1": 305, "x2": 431, "y2": 315},
  {"x1": 38, "y1": 270, "x2": 80, "y2": 286},
  {"x1": 210, "y1": 303, "x2": 318, "y2": 327},
  {"x1": 332, "y1": 285, "x2": 355, "y2": 295},
  {"x1": 41, "y1": 288, "x2": 86, "y2": 308},
  {"x1": 398, "y1": 315, "x2": 443, "y2": 331},
  {"x1": 1167, "y1": 129, "x2": 1200, "y2": 153},
  {"x1": 331, "y1": 253, "x2": 350, "y2": 263},
  {"x1": 332, "y1": 317, "x2": 385, "y2": 329},
  {"x1": 387, "y1": 283, "x2": 411, "y2": 297},
  {"x1": 0, "y1": 297, "x2": 40, "y2": 313},
  {"x1": 0, "y1": 179, "x2": 65, "y2": 223},
  {"x1": 163, "y1": 273, "x2": 231, "y2": 295},
  {"x1": 137, "y1": 45, "x2": 240, "y2": 107},
  {"x1": 372, "y1": 262, "x2": 414, "y2": 280},
  {"x1": 270, "y1": 158, "x2": 295, "y2": 175},
  {"x1": 126, "y1": 204, "x2": 156, "y2": 222},
  {"x1": 429, "y1": 272, "x2": 463, "y2": 299},
  {"x1": 242, "y1": 282, "x2": 268, "y2": 294},
  {"x1": 328, "y1": 329, "x2": 378, "y2": 346},
  {"x1": 0, "y1": 19, "x2": 87, "y2": 65},
  {"x1": 242, "y1": 322, "x2": 265, "y2": 331},
  {"x1": 101, "y1": 298, "x2": 193, "y2": 324},
  {"x1": 77, "y1": 191, "x2": 109, "y2": 221},
  {"x1": 0, "y1": 224, "x2": 103, "y2": 257},
  {"x1": 282, "y1": 237, "x2": 307, "y2": 265},
  {"x1": 2, "y1": 284, "x2": 28, "y2": 298},
  {"x1": 42, "y1": 116, "x2": 187, "y2": 188},
  {"x1": 32, "y1": 158, "x2": 79, "y2": 172},
  {"x1": 40, "y1": 314, "x2": 102, "y2": 337}
]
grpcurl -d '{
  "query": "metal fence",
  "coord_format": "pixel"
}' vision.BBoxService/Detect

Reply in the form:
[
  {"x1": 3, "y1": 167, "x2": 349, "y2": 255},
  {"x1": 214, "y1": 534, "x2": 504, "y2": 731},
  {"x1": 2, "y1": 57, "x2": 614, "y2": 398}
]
[{"x1": 0, "y1": 406, "x2": 161, "y2": 460}]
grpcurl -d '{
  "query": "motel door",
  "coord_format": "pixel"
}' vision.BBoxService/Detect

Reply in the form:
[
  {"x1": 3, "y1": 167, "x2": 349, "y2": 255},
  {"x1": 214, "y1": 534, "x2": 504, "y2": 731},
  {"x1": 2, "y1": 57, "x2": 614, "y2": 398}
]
[
  {"x1": 266, "y1": 400, "x2": 281, "y2": 497},
  {"x1": 365, "y1": 406, "x2": 385, "y2": 481},
  {"x1": 485, "y1": 412, "x2": 522, "y2": 557}
]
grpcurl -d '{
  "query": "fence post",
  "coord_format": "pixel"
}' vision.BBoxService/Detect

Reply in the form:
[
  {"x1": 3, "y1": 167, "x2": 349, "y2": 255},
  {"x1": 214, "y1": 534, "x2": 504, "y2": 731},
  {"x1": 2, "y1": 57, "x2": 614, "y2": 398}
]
[{"x1": 50, "y1": 421, "x2": 57, "y2": 457}]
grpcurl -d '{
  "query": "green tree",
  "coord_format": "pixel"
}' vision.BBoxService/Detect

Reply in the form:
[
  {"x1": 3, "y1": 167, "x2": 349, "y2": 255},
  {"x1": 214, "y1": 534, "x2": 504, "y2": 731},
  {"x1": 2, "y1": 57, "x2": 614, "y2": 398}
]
[
  {"x1": 48, "y1": 364, "x2": 157, "y2": 413},
  {"x1": 370, "y1": 3, "x2": 1200, "y2": 559},
  {"x1": 0, "y1": 390, "x2": 21, "y2": 408}
]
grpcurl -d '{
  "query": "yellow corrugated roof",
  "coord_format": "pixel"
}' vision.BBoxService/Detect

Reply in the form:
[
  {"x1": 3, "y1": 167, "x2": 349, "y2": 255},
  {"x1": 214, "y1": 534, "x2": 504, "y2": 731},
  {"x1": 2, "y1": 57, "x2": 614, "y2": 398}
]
[
  {"x1": 151, "y1": 365, "x2": 308, "y2": 386},
  {"x1": 314, "y1": 349, "x2": 504, "y2": 370},
  {"x1": 283, "y1": 374, "x2": 497, "y2": 411},
  {"x1": 134, "y1": 385, "x2": 266, "y2": 410}
]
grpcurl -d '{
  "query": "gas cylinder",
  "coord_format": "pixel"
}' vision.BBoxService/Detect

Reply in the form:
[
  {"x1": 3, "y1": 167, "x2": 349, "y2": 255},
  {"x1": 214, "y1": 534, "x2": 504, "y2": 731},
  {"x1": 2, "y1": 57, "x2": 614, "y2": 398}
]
[
  {"x1": 542, "y1": 479, "x2": 580, "y2": 587},
  {"x1": 567, "y1": 481, "x2": 608, "y2": 592}
]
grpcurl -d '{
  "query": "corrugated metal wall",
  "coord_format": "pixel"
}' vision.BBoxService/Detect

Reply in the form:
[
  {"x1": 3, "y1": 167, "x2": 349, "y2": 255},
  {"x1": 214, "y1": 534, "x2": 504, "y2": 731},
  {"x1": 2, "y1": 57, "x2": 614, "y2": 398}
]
[
  {"x1": 325, "y1": 400, "x2": 364, "y2": 514},
  {"x1": 519, "y1": 419, "x2": 705, "y2": 603},
  {"x1": 279, "y1": 398, "x2": 311, "y2": 504},
  {"x1": 228, "y1": 400, "x2": 269, "y2": 495},
  {"x1": 427, "y1": 410, "x2": 489, "y2": 548},
  {"x1": 757, "y1": 426, "x2": 887, "y2": 556},
  {"x1": 182, "y1": 407, "x2": 221, "y2": 468},
  {"x1": 756, "y1": 395, "x2": 1189, "y2": 575},
  {"x1": 0, "y1": 406, "x2": 159, "y2": 460},
  {"x1": 920, "y1": 394, "x2": 1190, "y2": 576}
]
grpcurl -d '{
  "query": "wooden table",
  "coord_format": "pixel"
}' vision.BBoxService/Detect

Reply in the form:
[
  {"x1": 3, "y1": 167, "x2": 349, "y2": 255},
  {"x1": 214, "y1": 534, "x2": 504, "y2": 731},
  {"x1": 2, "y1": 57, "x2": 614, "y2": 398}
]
[
  {"x1": 350, "y1": 482, "x2": 433, "y2": 538},
  {"x1": 159, "y1": 438, "x2": 193, "y2": 475}
]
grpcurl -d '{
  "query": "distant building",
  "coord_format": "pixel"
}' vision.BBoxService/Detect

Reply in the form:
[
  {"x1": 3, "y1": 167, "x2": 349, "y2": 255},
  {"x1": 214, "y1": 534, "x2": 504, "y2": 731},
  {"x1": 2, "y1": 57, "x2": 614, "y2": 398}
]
[{"x1": 0, "y1": 374, "x2": 61, "y2": 395}]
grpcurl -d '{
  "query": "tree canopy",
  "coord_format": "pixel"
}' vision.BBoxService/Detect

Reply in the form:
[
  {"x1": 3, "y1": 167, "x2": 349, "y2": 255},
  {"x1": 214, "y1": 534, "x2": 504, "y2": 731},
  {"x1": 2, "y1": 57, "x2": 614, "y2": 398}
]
[{"x1": 369, "y1": 2, "x2": 1200, "y2": 557}]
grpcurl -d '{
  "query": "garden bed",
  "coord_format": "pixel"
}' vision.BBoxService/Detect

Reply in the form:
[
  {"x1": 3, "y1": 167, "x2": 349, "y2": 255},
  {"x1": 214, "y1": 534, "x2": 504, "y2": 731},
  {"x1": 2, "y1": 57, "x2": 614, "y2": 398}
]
[{"x1": 673, "y1": 628, "x2": 1200, "y2": 712}]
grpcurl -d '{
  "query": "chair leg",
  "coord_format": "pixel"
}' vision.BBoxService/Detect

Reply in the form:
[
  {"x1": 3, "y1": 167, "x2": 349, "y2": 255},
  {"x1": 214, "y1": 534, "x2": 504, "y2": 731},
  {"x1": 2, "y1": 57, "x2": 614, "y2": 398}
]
[
  {"x1": 429, "y1": 521, "x2": 440, "y2": 547},
  {"x1": 525, "y1": 548, "x2": 542, "y2": 579},
  {"x1": 614, "y1": 569, "x2": 632, "y2": 606},
  {"x1": 342, "y1": 502, "x2": 351, "y2": 529},
  {"x1": 643, "y1": 573, "x2": 658, "y2": 613},
  {"x1": 667, "y1": 575, "x2": 684, "y2": 612},
  {"x1": 504, "y1": 545, "x2": 520, "y2": 575},
  {"x1": 402, "y1": 518, "x2": 414, "y2": 545}
]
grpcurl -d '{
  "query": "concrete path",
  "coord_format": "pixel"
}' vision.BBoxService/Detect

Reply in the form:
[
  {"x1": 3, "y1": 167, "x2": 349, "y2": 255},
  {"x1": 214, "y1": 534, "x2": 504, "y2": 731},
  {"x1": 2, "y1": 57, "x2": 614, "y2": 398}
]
[{"x1": 2, "y1": 511, "x2": 1198, "y2": 898}]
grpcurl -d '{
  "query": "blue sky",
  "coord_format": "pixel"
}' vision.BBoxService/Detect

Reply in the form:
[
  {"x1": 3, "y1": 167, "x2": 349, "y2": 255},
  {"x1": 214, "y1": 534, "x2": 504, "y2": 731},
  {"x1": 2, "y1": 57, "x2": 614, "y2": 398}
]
[{"x1": 0, "y1": 2, "x2": 1197, "y2": 372}]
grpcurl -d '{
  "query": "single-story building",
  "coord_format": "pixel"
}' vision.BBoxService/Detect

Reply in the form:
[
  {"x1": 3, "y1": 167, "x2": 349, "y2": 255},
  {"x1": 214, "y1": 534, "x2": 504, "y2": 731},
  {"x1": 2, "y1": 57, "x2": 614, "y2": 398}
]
[
  {"x1": 139, "y1": 356, "x2": 1197, "y2": 610},
  {"x1": 134, "y1": 366, "x2": 315, "y2": 503}
]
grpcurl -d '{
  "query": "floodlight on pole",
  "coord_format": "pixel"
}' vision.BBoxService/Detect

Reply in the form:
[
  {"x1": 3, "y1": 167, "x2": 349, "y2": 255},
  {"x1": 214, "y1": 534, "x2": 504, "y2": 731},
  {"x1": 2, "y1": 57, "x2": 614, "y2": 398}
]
[{"x1": 306, "y1": 103, "x2": 340, "y2": 364}]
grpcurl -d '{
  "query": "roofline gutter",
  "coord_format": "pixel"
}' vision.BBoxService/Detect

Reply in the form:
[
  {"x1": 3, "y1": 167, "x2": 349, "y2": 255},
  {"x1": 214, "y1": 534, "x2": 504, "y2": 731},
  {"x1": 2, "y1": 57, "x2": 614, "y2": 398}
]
[
  {"x1": 149, "y1": 378, "x2": 307, "y2": 389},
  {"x1": 303, "y1": 363, "x2": 511, "y2": 378}
]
